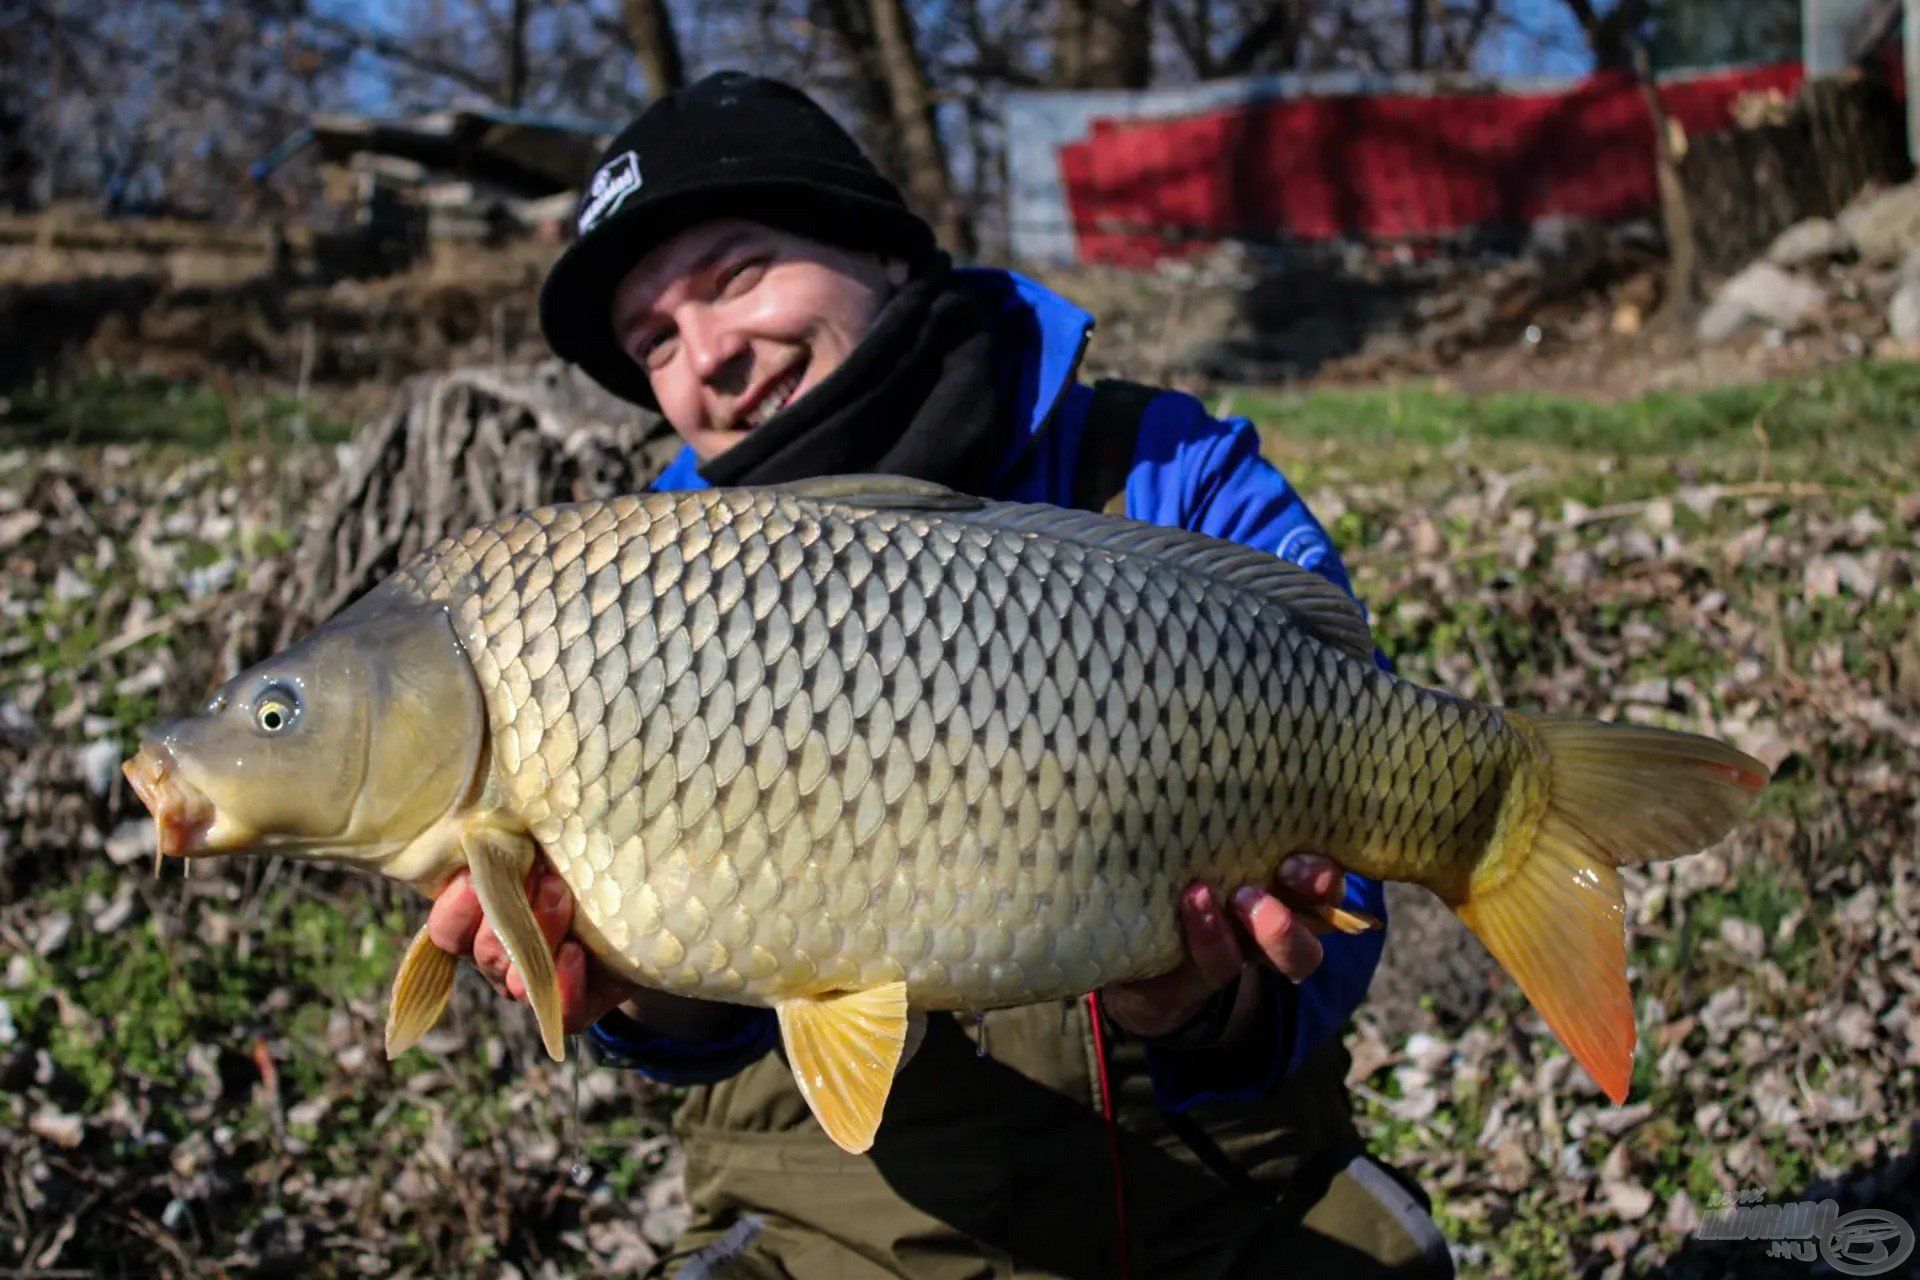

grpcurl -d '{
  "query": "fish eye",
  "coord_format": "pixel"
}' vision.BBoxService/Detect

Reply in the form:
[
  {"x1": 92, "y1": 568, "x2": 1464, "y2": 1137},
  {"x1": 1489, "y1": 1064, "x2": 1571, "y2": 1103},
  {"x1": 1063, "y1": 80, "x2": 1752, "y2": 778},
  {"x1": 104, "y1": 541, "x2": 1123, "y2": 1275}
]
[{"x1": 252, "y1": 684, "x2": 301, "y2": 735}]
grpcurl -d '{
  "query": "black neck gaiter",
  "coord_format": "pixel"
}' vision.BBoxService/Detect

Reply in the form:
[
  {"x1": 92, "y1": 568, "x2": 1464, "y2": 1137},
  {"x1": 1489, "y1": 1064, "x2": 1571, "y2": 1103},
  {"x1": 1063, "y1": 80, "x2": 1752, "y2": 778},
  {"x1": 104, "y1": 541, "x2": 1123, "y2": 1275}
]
[{"x1": 696, "y1": 265, "x2": 1014, "y2": 492}]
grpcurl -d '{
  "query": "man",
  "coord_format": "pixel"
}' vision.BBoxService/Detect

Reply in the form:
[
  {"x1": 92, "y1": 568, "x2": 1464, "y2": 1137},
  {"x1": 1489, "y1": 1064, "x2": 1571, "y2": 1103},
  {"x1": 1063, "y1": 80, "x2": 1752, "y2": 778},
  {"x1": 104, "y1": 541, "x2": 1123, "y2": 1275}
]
[{"x1": 429, "y1": 71, "x2": 1450, "y2": 1279}]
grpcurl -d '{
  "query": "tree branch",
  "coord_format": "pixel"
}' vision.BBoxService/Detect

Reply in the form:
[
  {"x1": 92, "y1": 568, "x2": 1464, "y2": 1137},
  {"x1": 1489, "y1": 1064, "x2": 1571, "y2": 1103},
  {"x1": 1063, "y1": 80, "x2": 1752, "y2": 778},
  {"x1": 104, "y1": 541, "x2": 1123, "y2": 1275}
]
[{"x1": 306, "y1": 13, "x2": 499, "y2": 100}]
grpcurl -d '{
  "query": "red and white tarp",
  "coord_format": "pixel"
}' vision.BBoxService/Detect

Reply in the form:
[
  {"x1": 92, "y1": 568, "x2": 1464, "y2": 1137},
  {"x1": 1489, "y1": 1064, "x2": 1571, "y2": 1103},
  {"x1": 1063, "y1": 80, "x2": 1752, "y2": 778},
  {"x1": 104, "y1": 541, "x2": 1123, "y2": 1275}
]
[{"x1": 1005, "y1": 62, "x2": 1806, "y2": 267}]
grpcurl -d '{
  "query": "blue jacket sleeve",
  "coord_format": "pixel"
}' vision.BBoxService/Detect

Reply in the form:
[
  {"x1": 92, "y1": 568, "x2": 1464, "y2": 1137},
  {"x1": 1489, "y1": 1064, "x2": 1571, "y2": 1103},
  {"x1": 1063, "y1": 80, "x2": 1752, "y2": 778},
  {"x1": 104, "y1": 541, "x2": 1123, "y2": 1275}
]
[
  {"x1": 1123, "y1": 393, "x2": 1389, "y2": 1113},
  {"x1": 586, "y1": 1004, "x2": 780, "y2": 1085}
]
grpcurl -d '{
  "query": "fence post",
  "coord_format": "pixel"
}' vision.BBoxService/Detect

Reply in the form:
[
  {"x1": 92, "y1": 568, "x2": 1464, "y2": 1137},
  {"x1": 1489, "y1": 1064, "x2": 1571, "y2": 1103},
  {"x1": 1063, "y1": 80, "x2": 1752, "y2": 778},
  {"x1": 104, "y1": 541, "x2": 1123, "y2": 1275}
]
[
  {"x1": 1907, "y1": 0, "x2": 1920, "y2": 164},
  {"x1": 1804, "y1": 0, "x2": 1875, "y2": 76}
]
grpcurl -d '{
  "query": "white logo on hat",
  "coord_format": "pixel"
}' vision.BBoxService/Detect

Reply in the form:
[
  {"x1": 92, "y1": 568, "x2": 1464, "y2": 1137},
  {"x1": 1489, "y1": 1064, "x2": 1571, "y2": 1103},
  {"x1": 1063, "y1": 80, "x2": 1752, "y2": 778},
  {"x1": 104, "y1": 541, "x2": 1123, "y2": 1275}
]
[{"x1": 579, "y1": 151, "x2": 642, "y2": 234}]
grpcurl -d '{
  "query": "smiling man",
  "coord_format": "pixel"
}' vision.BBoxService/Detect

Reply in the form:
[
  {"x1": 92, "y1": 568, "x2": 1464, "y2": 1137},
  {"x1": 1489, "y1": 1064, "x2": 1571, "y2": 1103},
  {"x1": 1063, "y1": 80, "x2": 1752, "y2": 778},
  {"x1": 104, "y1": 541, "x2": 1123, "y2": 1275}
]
[{"x1": 429, "y1": 71, "x2": 1449, "y2": 1280}]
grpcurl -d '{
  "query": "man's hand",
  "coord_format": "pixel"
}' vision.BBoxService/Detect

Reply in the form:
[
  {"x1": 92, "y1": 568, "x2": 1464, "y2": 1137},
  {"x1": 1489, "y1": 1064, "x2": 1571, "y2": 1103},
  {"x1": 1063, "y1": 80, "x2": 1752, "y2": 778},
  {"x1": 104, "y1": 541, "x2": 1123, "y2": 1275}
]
[
  {"x1": 1100, "y1": 854, "x2": 1346, "y2": 1041},
  {"x1": 428, "y1": 861, "x2": 643, "y2": 1036}
]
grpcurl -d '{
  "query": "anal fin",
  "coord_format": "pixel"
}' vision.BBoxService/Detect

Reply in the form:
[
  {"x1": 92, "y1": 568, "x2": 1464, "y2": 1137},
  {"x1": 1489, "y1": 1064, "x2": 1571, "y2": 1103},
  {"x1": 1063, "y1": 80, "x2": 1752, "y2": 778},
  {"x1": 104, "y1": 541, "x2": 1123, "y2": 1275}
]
[
  {"x1": 386, "y1": 923, "x2": 456, "y2": 1059},
  {"x1": 777, "y1": 982, "x2": 910, "y2": 1154}
]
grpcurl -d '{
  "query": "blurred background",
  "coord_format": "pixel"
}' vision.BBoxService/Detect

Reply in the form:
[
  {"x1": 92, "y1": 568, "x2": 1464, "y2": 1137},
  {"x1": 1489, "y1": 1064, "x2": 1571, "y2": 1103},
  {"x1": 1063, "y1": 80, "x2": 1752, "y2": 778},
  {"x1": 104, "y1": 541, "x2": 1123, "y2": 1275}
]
[{"x1": 2, "y1": 1, "x2": 1918, "y2": 1277}]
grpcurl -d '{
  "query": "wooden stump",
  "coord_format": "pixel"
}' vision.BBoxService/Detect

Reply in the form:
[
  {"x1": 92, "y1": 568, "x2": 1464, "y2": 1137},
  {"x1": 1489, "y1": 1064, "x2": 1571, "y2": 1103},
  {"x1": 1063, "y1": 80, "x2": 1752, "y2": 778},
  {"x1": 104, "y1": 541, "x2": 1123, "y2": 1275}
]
[
  {"x1": 279, "y1": 361, "x2": 680, "y2": 640},
  {"x1": 1680, "y1": 74, "x2": 1910, "y2": 275}
]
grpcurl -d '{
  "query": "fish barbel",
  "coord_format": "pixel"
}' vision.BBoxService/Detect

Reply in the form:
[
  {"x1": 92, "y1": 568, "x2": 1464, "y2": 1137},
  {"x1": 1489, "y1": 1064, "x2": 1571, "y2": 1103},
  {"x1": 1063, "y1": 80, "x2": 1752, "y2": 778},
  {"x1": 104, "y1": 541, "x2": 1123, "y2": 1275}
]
[{"x1": 122, "y1": 476, "x2": 1767, "y2": 1152}]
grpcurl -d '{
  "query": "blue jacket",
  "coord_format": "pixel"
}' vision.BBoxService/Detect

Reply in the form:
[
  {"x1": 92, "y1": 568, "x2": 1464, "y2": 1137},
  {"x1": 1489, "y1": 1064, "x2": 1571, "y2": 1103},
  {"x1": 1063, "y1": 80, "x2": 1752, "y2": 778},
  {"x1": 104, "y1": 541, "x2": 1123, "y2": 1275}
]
[{"x1": 591, "y1": 268, "x2": 1388, "y2": 1113}]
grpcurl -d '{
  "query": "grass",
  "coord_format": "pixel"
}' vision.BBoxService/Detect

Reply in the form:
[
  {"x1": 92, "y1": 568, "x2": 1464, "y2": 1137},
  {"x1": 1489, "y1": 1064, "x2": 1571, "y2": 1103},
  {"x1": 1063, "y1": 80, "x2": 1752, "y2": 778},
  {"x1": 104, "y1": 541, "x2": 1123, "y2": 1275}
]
[
  {"x1": 1226, "y1": 359, "x2": 1920, "y2": 459},
  {"x1": 0, "y1": 361, "x2": 352, "y2": 448}
]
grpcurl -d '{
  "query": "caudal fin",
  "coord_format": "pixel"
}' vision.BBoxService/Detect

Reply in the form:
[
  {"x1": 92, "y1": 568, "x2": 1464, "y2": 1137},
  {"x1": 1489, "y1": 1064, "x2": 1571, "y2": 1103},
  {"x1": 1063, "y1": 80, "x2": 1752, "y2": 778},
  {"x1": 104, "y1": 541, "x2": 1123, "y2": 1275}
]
[{"x1": 1455, "y1": 715, "x2": 1768, "y2": 1102}]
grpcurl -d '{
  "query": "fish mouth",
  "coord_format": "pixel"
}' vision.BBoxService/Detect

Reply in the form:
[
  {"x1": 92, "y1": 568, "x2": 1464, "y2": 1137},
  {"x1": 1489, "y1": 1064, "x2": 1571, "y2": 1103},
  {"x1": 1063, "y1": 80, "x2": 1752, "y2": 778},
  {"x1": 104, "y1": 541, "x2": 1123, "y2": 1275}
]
[{"x1": 123, "y1": 745, "x2": 218, "y2": 857}]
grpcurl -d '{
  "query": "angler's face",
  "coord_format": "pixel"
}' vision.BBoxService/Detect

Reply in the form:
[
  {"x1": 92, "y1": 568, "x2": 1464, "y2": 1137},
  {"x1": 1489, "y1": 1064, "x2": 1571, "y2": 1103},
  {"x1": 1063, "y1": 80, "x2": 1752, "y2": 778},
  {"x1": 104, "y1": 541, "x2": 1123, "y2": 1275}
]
[
  {"x1": 610, "y1": 217, "x2": 908, "y2": 459},
  {"x1": 123, "y1": 599, "x2": 484, "y2": 863}
]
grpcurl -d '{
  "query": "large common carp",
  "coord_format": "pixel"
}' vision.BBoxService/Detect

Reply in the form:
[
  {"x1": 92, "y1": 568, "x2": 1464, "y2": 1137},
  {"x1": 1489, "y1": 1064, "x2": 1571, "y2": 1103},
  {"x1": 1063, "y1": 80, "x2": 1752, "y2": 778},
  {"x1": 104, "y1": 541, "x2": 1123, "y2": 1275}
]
[{"x1": 123, "y1": 477, "x2": 1766, "y2": 1152}]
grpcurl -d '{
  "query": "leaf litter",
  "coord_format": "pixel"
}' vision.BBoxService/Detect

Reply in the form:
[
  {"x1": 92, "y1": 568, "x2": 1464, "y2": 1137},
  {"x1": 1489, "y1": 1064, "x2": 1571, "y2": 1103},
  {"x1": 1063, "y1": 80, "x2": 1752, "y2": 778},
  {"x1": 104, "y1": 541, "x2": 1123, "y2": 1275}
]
[{"x1": 1, "y1": 361, "x2": 1916, "y2": 1277}]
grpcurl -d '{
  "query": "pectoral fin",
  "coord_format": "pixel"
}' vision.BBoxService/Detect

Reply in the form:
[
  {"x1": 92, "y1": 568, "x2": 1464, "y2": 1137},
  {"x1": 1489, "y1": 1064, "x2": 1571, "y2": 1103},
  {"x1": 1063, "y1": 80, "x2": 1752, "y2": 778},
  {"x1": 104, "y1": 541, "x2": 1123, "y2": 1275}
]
[
  {"x1": 463, "y1": 823, "x2": 567, "y2": 1063},
  {"x1": 777, "y1": 982, "x2": 910, "y2": 1154},
  {"x1": 386, "y1": 923, "x2": 456, "y2": 1059}
]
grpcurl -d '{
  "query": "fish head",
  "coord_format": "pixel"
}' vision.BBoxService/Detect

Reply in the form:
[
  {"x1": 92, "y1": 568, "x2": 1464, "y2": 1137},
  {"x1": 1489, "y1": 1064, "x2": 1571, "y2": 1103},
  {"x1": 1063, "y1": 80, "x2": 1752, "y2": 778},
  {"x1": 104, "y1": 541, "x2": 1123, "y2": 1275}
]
[{"x1": 123, "y1": 588, "x2": 486, "y2": 869}]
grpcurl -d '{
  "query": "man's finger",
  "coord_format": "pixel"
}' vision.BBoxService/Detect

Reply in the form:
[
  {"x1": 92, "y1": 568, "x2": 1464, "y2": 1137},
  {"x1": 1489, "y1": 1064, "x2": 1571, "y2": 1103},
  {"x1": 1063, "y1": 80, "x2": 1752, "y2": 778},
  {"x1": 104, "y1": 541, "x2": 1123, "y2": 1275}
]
[
  {"x1": 427, "y1": 871, "x2": 483, "y2": 955},
  {"x1": 556, "y1": 941, "x2": 595, "y2": 1032},
  {"x1": 473, "y1": 920, "x2": 510, "y2": 989},
  {"x1": 532, "y1": 873, "x2": 574, "y2": 949},
  {"x1": 1177, "y1": 883, "x2": 1246, "y2": 988},
  {"x1": 1277, "y1": 854, "x2": 1343, "y2": 907},
  {"x1": 1230, "y1": 886, "x2": 1325, "y2": 982}
]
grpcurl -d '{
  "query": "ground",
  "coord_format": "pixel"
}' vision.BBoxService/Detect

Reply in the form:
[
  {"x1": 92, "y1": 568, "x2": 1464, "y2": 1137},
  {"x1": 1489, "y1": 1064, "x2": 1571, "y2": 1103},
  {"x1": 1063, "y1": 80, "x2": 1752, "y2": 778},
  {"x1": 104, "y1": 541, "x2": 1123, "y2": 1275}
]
[{"x1": 1, "y1": 355, "x2": 1916, "y2": 1277}]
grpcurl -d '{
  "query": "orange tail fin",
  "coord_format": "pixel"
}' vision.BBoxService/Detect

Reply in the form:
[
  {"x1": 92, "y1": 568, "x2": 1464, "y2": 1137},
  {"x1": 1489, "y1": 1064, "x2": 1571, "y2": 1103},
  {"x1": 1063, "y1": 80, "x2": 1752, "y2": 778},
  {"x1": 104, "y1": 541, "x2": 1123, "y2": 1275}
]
[{"x1": 1454, "y1": 715, "x2": 1768, "y2": 1101}]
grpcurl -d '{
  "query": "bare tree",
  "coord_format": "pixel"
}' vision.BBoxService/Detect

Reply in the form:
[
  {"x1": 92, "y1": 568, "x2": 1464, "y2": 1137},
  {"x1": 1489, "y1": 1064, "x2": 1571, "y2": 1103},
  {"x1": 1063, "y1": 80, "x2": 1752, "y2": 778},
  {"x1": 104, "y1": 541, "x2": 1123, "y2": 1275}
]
[
  {"x1": 1215, "y1": 0, "x2": 1314, "y2": 75},
  {"x1": 1632, "y1": 37, "x2": 1698, "y2": 318},
  {"x1": 621, "y1": 0, "x2": 685, "y2": 100},
  {"x1": 1558, "y1": 0, "x2": 1652, "y2": 70},
  {"x1": 1053, "y1": 0, "x2": 1154, "y2": 88},
  {"x1": 808, "y1": 0, "x2": 971, "y2": 253},
  {"x1": 504, "y1": 0, "x2": 534, "y2": 107},
  {"x1": 18, "y1": 0, "x2": 352, "y2": 211}
]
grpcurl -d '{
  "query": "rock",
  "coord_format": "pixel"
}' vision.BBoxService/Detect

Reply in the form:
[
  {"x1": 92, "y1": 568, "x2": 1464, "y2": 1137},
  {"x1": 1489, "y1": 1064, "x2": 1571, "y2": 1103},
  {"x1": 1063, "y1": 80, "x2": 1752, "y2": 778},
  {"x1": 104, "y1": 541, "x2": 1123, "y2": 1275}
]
[
  {"x1": 1697, "y1": 263, "x2": 1829, "y2": 344},
  {"x1": 1765, "y1": 216, "x2": 1853, "y2": 268},
  {"x1": 1840, "y1": 181, "x2": 1920, "y2": 265},
  {"x1": 1889, "y1": 278, "x2": 1920, "y2": 343},
  {"x1": 1527, "y1": 214, "x2": 1604, "y2": 261}
]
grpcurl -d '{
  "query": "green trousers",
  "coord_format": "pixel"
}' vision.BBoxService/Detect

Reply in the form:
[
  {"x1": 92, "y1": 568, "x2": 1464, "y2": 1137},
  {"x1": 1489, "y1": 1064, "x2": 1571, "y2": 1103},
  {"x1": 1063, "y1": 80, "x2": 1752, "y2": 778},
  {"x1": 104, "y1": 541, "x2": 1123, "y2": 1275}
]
[{"x1": 652, "y1": 1001, "x2": 1452, "y2": 1279}]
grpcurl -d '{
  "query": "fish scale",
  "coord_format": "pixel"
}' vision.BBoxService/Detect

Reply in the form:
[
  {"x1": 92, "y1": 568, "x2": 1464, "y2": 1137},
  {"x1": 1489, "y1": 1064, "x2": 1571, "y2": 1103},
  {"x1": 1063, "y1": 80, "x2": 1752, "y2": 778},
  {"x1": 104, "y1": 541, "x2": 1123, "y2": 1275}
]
[
  {"x1": 126, "y1": 475, "x2": 1766, "y2": 1149},
  {"x1": 403, "y1": 486, "x2": 1509, "y2": 1009}
]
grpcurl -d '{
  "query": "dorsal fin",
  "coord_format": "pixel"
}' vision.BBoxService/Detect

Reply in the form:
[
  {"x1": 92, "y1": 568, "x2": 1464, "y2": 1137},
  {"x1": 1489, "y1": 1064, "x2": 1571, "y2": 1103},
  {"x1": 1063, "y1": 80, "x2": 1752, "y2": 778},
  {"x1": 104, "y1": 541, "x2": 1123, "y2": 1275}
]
[
  {"x1": 959, "y1": 502, "x2": 1376, "y2": 664},
  {"x1": 767, "y1": 477, "x2": 1374, "y2": 665},
  {"x1": 771, "y1": 474, "x2": 988, "y2": 513}
]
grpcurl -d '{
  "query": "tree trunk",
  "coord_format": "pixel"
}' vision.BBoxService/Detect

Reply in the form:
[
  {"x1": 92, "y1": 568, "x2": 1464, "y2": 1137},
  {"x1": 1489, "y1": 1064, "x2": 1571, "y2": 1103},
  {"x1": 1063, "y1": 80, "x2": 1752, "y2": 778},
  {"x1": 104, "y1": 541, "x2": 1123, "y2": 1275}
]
[
  {"x1": 1053, "y1": 0, "x2": 1155, "y2": 88},
  {"x1": 1632, "y1": 40, "x2": 1698, "y2": 319},
  {"x1": 1219, "y1": 0, "x2": 1310, "y2": 77},
  {"x1": 865, "y1": 0, "x2": 970, "y2": 253},
  {"x1": 504, "y1": 0, "x2": 531, "y2": 107},
  {"x1": 1562, "y1": 0, "x2": 1650, "y2": 71},
  {"x1": 621, "y1": 0, "x2": 684, "y2": 102}
]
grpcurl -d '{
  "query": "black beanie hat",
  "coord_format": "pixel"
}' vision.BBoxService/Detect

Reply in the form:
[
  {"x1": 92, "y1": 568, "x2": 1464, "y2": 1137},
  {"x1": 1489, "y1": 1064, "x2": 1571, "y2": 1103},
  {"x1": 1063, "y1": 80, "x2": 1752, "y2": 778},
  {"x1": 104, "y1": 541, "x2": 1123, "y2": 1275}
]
[{"x1": 539, "y1": 71, "x2": 938, "y2": 409}]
